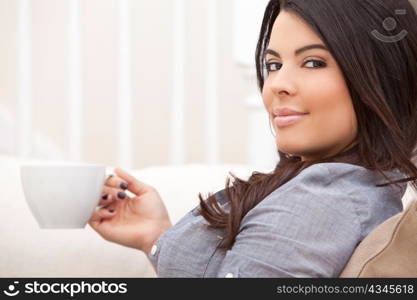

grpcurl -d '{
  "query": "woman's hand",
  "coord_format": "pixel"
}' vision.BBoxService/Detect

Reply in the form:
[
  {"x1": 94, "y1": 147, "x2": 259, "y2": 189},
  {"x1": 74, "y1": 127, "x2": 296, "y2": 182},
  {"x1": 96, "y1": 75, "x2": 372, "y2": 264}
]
[{"x1": 88, "y1": 168, "x2": 172, "y2": 255}]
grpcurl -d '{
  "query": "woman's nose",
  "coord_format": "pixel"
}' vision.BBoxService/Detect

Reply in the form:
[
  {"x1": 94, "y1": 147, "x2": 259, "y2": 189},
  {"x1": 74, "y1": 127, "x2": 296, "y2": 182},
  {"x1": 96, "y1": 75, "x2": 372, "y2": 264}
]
[{"x1": 269, "y1": 67, "x2": 297, "y2": 96}]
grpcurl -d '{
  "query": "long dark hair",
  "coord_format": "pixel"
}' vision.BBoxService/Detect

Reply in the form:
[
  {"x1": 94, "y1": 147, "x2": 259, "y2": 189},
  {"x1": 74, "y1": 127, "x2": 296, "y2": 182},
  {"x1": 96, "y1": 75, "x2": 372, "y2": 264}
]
[{"x1": 198, "y1": 0, "x2": 417, "y2": 250}]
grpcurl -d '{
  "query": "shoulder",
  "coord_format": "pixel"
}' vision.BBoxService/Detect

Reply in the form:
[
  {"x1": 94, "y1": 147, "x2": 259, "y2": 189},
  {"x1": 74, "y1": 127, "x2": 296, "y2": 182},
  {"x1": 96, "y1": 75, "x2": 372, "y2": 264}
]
[
  {"x1": 285, "y1": 162, "x2": 377, "y2": 188},
  {"x1": 291, "y1": 162, "x2": 405, "y2": 188},
  {"x1": 239, "y1": 163, "x2": 370, "y2": 237},
  {"x1": 271, "y1": 162, "x2": 405, "y2": 201},
  {"x1": 217, "y1": 163, "x2": 405, "y2": 277},
  {"x1": 264, "y1": 162, "x2": 371, "y2": 205},
  {"x1": 227, "y1": 163, "x2": 370, "y2": 277},
  {"x1": 244, "y1": 162, "x2": 405, "y2": 239},
  {"x1": 240, "y1": 163, "x2": 365, "y2": 235}
]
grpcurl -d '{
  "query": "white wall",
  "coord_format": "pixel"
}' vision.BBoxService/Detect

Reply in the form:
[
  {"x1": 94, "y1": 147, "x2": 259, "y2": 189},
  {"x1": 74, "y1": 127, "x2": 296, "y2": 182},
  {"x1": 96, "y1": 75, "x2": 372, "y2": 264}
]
[{"x1": 0, "y1": 0, "x2": 278, "y2": 170}]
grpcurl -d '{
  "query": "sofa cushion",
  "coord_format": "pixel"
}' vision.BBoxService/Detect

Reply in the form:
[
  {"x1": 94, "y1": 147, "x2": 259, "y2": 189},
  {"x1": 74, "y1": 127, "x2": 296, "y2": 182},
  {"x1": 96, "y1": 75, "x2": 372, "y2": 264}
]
[{"x1": 340, "y1": 199, "x2": 417, "y2": 277}]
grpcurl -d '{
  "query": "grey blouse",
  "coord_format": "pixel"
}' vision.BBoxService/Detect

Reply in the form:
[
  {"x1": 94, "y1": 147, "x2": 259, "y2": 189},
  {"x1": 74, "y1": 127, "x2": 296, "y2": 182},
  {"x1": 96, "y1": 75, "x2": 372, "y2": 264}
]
[{"x1": 147, "y1": 162, "x2": 407, "y2": 278}]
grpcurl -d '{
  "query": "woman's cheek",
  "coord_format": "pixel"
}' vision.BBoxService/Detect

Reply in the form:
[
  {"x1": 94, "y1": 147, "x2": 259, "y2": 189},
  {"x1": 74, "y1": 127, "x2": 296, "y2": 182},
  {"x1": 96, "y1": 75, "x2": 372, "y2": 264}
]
[
  {"x1": 307, "y1": 102, "x2": 356, "y2": 148},
  {"x1": 262, "y1": 93, "x2": 272, "y2": 111}
]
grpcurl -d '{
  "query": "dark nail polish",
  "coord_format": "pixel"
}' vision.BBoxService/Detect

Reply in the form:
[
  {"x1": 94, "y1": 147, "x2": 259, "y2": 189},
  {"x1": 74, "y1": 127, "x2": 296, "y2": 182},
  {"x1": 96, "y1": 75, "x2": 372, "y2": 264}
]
[
  {"x1": 102, "y1": 194, "x2": 108, "y2": 200},
  {"x1": 120, "y1": 182, "x2": 128, "y2": 190},
  {"x1": 117, "y1": 191, "x2": 126, "y2": 199}
]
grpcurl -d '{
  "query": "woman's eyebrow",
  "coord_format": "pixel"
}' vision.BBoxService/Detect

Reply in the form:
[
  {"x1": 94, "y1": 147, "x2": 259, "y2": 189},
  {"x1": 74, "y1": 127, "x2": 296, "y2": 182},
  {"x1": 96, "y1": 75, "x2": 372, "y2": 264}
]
[{"x1": 265, "y1": 44, "x2": 329, "y2": 58}]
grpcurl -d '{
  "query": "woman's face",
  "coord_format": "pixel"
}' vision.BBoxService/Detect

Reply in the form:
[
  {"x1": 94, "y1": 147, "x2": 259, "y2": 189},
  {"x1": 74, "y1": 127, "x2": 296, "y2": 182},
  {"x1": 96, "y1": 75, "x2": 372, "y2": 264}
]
[{"x1": 262, "y1": 11, "x2": 358, "y2": 161}]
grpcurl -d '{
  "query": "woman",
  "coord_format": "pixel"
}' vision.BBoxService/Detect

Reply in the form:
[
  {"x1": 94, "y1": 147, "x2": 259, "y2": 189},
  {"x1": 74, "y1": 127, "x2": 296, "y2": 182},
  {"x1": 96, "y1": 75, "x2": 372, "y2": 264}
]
[{"x1": 89, "y1": 0, "x2": 417, "y2": 277}]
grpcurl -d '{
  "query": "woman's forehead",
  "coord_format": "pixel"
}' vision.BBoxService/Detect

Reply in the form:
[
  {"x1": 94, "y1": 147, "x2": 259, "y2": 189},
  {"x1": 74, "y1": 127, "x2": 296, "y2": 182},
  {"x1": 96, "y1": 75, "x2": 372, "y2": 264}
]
[
  {"x1": 270, "y1": 11, "x2": 321, "y2": 47},
  {"x1": 268, "y1": 12, "x2": 324, "y2": 55}
]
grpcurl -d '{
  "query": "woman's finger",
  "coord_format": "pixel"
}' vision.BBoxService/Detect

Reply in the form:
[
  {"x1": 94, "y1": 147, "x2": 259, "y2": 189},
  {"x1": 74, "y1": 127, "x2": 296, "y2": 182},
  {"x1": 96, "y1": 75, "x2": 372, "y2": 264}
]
[
  {"x1": 89, "y1": 206, "x2": 117, "y2": 230},
  {"x1": 98, "y1": 193, "x2": 113, "y2": 206},
  {"x1": 114, "y1": 168, "x2": 152, "y2": 196},
  {"x1": 100, "y1": 186, "x2": 129, "y2": 206},
  {"x1": 105, "y1": 174, "x2": 129, "y2": 190}
]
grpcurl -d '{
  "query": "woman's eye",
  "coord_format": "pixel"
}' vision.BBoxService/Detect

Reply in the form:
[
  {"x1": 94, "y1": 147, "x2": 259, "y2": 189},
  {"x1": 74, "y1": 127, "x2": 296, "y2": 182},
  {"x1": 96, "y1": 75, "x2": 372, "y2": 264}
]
[
  {"x1": 264, "y1": 59, "x2": 326, "y2": 74},
  {"x1": 304, "y1": 59, "x2": 327, "y2": 68},
  {"x1": 265, "y1": 62, "x2": 282, "y2": 72}
]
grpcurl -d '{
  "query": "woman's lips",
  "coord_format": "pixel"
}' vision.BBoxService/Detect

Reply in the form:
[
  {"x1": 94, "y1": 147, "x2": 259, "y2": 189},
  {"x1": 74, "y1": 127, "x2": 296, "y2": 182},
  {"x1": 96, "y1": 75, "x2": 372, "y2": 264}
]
[{"x1": 274, "y1": 114, "x2": 308, "y2": 128}]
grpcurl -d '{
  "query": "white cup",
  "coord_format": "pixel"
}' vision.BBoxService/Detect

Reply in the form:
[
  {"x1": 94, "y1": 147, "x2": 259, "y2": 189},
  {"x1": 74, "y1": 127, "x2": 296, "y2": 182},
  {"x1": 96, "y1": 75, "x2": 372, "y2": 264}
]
[{"x1": 20, "y1": 162, "x2": 109, "y2": 229}]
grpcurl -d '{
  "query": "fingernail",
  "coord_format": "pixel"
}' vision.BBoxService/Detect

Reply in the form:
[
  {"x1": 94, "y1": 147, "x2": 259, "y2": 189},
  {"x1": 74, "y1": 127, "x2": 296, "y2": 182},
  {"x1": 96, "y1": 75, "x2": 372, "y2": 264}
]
[
  {"x1": 102, "y1": 194, "x2": 109, "y2": 200},
  {"x1": 117, "y1": 191, "x2": 126, "y2": 199},
  {"x1": 120, "y1": 182, "x2": 128, "y2": 190}
]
